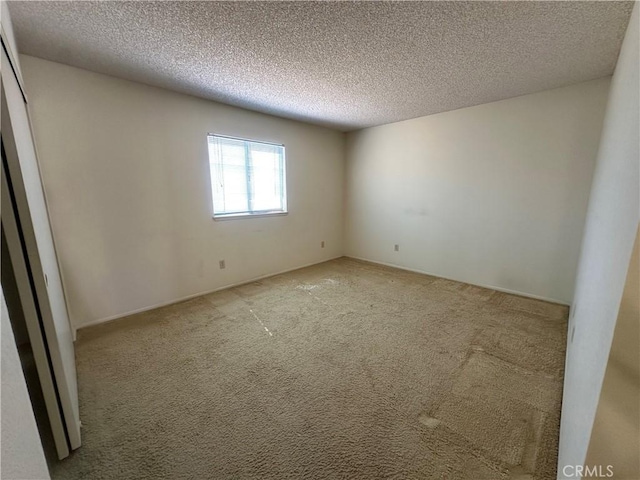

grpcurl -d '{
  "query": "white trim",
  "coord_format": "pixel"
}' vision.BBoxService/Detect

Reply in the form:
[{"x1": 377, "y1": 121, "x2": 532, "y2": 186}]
[
  {"x1": 76, "y1": 253, "x2": 569, "y2": 333},
  {"x1": 207, "y1": 133, "x2": 284, "y2": 147},
  {"x1": 345, "y1": 255, "x2": 570, "y2": 306},
  {"x1": 1, "y1": 8, "x2": 27, "y2": 99},
  {"x1": 75, "y1": 256, "x2": 344, "y2": 331},
  {"x1": 213, "y1": 211, "x2": 288, "y2": 221}
]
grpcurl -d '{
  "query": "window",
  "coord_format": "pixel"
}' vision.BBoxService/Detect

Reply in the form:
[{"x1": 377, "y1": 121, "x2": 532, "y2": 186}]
[{"x1": 207, "y1": 134, "x2": 287, "y2": 219}]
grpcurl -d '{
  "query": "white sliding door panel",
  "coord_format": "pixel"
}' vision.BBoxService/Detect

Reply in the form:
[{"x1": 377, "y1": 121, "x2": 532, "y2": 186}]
[
  {"x1": 1, "y1": 48, "x2": 80, "y2": 450},
  {"x1": 1, "y1": 163, "x2": 69, "y2": 459}
]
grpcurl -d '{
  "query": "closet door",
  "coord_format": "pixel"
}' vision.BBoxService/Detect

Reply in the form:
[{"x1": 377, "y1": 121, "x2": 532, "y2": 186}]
[
  {"x1": 1, "y1": 46, "x2": 81, "y2": 452},
  {"x1": 1, "y1": 161, "x2": 70, "y2": 459}
]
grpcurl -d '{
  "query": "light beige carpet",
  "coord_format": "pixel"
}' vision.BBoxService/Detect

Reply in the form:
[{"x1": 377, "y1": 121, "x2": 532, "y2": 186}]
[{"x1": 52, "y1": 258, "x2": 567, "y2": 479}]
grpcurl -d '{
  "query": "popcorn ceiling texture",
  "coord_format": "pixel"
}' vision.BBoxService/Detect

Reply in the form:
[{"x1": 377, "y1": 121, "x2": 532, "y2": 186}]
[
  {"x1": 41, "y1": 259, "x2": 568, "y2": 479},
  {"x1": 8, "y1": 1, "x2": 634, "y2": 131}
]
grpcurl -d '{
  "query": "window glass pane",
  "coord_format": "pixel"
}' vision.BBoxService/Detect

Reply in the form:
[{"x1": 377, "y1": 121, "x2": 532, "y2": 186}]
[
  {"x1": 250, "y1": 143, "x2": 283, "y2": 212},
  {"x1": 209, "y1": 138, "x2": 248, "y2": 214}
]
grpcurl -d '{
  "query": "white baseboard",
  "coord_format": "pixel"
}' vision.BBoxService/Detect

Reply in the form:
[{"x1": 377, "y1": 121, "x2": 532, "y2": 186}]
[
  {"x1": 74, "y1": 253, "x2": 569, "y2": 334},
  {"x1": 345, "y1": 255, "x2": 570, "y2": 306},
  {"x1": 75, "y1": 255, "x2": 345, "y2": 332}
]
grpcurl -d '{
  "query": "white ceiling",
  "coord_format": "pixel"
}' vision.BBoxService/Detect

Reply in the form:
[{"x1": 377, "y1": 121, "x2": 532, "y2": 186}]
[{"x1": 8, "y1": 1, "x2": 634, "y2": 131}]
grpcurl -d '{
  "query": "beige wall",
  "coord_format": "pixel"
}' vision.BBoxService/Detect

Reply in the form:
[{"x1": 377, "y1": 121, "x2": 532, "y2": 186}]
[
  {"x1": 558, "y1": 4, "x2": 639, "y2": 478},
  {"x1": 345, "y1": 78, "x2": 609, "y2": 304},
  {"x1": 584, "y1": 226, "x2": 639, "y2": 479},
  {"x1": 20, "y1": 55, "x2": 345, "y2": 330}
]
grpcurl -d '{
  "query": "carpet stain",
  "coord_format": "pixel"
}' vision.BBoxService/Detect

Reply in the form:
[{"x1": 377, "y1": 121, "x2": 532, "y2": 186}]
[
  {"x1": 418, "y1": 414, "x2": 441, "y2": 429},
  {"x1": 49, "y1": 257, "x2": 567, "y2": 479}
]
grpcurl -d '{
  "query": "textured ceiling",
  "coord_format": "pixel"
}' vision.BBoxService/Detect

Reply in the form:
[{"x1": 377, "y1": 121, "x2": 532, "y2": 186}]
[{"x1": 8, "y1": 1, "x2": 634, "y2": 131}]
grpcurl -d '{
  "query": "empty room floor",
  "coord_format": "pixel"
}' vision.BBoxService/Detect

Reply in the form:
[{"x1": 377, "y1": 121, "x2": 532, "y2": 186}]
[{"x1": 52, "y1": 258, "x2": 567, "y2": 479}]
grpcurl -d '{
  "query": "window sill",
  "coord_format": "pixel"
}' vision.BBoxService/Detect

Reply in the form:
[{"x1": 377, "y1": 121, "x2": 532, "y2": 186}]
[{"x1": 213, "y1": 211, "x2": 288, "y2": 221}]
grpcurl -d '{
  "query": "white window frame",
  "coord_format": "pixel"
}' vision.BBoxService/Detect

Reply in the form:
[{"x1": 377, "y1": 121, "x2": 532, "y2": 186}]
[{"x1": 207, "y1": 133, "x2": 288, "y2": 220}]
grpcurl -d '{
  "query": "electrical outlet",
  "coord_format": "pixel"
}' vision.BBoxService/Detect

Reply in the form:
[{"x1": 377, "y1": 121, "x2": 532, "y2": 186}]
[
  {"x1": 394, "y1": 244, "x2": 399, "y2": 252},
  {"x1": 219, "y1": 260, "x2": 226, "y2": 269},
  {"x1": 321, "y1": 241, "x2": 325, "y2": 248}
]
